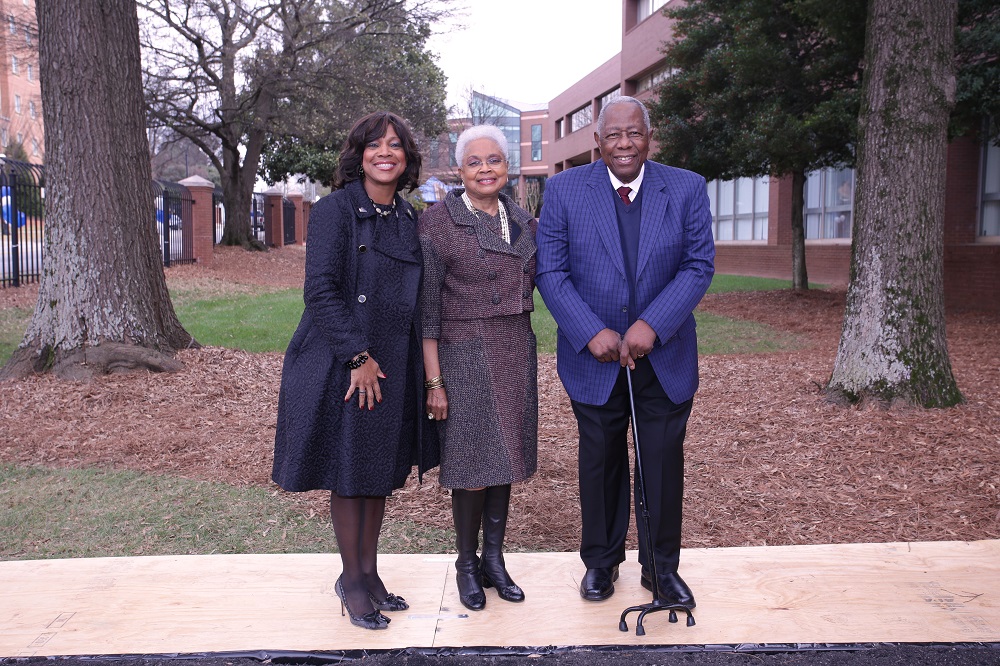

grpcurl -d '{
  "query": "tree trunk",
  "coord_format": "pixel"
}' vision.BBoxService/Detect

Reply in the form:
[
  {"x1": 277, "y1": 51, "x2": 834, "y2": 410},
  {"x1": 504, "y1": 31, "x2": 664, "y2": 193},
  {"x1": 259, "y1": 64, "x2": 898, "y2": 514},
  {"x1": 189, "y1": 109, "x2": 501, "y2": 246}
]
[
  {"x1": 219, "y1": 124, "x2": 266, "y2": 251},
  {"x1": 1, "y1": 0, "x2": 194, "y2": 382},
  {"x1": 790, "y1": 169, "x2": 809, "y2": 290},
  {"x1": 219, "y1": 148, "x2": 257, "y2": 249},
  {"x1": 827, "y1": 0, "x2": 962, "y2": 407}
]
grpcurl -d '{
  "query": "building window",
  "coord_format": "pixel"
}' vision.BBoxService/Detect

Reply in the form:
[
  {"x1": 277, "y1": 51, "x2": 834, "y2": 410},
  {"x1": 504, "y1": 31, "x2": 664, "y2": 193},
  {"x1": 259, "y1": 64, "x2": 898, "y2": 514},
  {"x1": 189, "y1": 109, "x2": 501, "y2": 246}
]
[
  {"x1": 14, "y1": 94, "x2": 21, "y2": 114},
  {"x1": 982, "y1": 140, "x2": 1000, "y2": 237},
  {"x1": 428, "y1": 138, "x2": 440, "y2": 169},
  {"x1": 8, "y1": 15, "x2": 15, "y2": 34},
  {"x1": 28, "y1": 100, "x2": 36, "y2": 118},
  {"x1": 569, "y1": 104, "x2": 593, "y2": 133},
  {"x1": 707, "y1": 177, "x2": 769, "y2": 241},
  {"x1": 531, "y1": 124, "x2": 542, "y2": 162},
  {"x1": 805, "y1": 168, "x2": 854, "y2": 239},
  {"x1": 448, "y1": 132, "x2": 458, "y2": 167},
  {"x1": 555, "y1": 118, "x2": 563, "y2": 140},
  {"x1": 24, "y1": 26, "x2": 30, "y2": 45},
  {"x1": 638, "y1": 0, "x2": 669, "y2": 22},
  {"x1": 26, "y1": 64, "x2": 32, "y2": 81},
  {"x1": 31, "y1": 138, "x2": 39, "y2": 155},
  {"x1": 599, "y1": 87, "x2": 621, "y2": 114},
  {"x1": 635, "y1": 65, "x2": 671, "y2": 93},
  {"x1": 10, "y1": 55, "x2": 18, "y2": 74},
  {"x1": 16, "y1": 132, "x2": 23, "y2": 145}
]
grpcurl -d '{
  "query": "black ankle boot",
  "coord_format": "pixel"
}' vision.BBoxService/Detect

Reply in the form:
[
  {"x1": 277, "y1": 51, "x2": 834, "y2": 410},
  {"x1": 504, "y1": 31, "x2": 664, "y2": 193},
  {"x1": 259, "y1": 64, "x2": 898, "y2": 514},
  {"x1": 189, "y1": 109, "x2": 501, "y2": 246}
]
[
  {"x1": 452, "y1": 488, "x2": 486, "y2": 611},
  {"x1": 480, "y1": 484, "x2": 525, "y2": 603}
]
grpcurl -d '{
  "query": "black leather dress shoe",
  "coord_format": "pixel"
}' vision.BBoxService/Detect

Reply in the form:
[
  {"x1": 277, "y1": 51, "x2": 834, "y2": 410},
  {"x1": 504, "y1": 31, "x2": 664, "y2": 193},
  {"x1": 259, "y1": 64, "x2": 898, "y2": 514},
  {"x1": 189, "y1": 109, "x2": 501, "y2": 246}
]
[
  {"x1": 641, "y1": 569, "x2": 696, "y2": 609},
  {"x1": 579, "y1": 565, "x2": 619, "y2": 601}
]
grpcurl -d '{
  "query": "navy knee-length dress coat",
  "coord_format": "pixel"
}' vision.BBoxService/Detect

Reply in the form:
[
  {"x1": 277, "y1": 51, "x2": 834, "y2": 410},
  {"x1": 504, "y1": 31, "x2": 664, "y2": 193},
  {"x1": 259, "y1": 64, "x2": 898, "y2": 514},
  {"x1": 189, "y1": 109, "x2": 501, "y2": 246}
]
[{"x1": 272, "y1": 179, "x2": 439, "y2": 496}]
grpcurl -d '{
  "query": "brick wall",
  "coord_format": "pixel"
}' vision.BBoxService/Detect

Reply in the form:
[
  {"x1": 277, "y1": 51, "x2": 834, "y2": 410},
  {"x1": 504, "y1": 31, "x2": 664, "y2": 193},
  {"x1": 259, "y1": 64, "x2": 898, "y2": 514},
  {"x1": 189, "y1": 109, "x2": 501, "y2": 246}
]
[
  {"x1": 944, "y1": 244, "x2": 1000, "y2": 311},
  {"x1": 715, "y1": 243, "x2": 851, "y2": 287}
]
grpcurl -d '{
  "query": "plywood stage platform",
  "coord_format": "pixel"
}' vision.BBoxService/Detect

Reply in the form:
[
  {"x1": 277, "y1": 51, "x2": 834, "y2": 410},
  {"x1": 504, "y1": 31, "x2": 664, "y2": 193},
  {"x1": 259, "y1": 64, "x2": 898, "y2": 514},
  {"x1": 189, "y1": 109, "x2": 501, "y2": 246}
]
[{"x1": 2, "y1": 540, "x2": 998, "y2": 657}]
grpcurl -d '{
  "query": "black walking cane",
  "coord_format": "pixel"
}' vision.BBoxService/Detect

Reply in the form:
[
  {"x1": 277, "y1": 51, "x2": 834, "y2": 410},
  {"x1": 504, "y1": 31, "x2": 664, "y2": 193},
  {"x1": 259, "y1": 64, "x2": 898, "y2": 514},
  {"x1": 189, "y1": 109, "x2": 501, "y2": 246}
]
[{"x1": 618, "y1": 366, "x2": 695, "y2": 635}]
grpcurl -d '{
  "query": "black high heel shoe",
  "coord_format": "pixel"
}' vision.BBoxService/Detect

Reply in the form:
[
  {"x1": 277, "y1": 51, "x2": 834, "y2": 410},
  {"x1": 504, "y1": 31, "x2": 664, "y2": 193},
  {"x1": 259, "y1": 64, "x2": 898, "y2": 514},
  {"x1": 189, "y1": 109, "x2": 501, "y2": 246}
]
[
  {"x1": 335, "y1": 576, "x2": 389, "y2": 630},
  {"x1": 369, "y1": 591, "x2": 409, "y2": 611}
]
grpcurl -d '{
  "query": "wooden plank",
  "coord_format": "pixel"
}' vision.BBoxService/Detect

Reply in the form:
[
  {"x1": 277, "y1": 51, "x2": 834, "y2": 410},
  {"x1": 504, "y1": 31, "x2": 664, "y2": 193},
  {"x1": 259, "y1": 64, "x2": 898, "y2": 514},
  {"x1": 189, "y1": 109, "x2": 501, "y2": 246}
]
[{"x1": 1, "y1": 540, "x2": 997, "y2": 657}]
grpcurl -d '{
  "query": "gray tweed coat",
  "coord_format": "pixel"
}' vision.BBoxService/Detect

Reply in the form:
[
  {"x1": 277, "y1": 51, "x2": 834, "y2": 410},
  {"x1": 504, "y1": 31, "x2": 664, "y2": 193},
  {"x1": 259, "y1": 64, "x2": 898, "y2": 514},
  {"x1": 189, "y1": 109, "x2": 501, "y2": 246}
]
[{"x1": 418, "y1": 189, "x2": 538, "y2": 489}]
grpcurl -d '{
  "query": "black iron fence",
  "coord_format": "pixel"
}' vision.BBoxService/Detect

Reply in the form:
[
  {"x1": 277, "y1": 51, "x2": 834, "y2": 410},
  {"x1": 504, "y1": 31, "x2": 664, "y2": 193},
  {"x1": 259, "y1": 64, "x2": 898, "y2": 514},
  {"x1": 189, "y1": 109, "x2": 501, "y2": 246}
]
[
  {"x1": 153, "y1": 180, "x2": 188, "y2": 267},
  {"x1": 213, "y1": 189, "x2": 224, "y2": 244},
  {"x1": 3, "y1": 165, "x2": 286, "y2": 287},
  {"x1": 0, "y1": 158, "x2": 45, "y2": 288},
  {"x1": 252, "y1": 192, "x2": 266, "y2": 243},
  {"x1": 212, "y1": 191, "x2": 267, "y2": 245},
  {"x1": 283, "y1": 197, "x2": 296, "y2": 245}
]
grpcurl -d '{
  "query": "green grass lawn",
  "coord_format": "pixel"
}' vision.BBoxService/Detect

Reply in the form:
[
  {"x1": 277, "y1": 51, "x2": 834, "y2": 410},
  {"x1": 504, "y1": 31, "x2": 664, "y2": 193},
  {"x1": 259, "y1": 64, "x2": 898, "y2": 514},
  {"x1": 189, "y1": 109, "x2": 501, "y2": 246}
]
[
  {"x1": 707, "y1": 274, "x2": 807, "y2": 293},
  {"x1": 0, "y1": 464, "x2": 452, "y2": 560},
  {"x1": 0, "y1": 306, "x2": 31, "y2": 366},
  {"x1": 0, "y1": 273, "x2": 809, "y2": 560},
  {"x1": 175, "y1": 288, "x2": 304, "y2": 353},
  {"x1": 2, "y1": 275, "x2": 810, "y2": 361}
]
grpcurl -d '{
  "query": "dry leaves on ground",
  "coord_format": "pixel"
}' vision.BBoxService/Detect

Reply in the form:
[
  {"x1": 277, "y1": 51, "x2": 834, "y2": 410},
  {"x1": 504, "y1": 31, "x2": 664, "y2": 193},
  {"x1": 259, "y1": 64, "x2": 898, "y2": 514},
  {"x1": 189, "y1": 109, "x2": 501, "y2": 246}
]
[{"x1": 1, "y1": 246, "x2": 997, "y2": 552}]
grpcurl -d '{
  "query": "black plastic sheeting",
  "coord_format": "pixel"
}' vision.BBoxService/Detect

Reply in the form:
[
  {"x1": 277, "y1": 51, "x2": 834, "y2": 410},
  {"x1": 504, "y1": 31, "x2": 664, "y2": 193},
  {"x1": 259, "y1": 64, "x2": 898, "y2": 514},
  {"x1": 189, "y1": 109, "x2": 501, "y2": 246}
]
[{"x1": 2, "y1": 642, "x2": 999, "y2": 665}]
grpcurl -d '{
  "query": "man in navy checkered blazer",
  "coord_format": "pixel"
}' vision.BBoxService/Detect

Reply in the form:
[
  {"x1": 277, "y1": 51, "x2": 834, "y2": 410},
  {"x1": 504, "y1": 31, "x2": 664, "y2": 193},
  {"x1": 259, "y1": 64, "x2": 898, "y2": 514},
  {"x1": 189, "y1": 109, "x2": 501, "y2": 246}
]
[{"x1": 536, "y1": 96, "x2": 715, "y2": 607}]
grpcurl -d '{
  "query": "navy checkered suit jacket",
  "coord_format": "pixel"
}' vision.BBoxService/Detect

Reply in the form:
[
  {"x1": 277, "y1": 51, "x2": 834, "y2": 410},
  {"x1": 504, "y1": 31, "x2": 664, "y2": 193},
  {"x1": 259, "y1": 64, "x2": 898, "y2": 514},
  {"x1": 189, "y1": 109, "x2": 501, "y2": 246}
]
[{"x1": 536, "y1": 160, "x2": 715, "y2": 406}]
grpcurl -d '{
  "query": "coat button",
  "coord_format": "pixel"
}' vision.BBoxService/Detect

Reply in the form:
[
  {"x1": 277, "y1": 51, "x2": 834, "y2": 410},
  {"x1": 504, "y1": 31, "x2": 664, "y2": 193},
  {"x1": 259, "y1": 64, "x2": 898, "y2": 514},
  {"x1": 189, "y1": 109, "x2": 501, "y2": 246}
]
[
  {"x1": 523, "y1": 291, "x2": 531, "y2": 298},
  {"x1": 492, "y1": 295, "x2": 501, "y2": 305},
  {"x1": 358, "y1": 244, "x2": 367, "y2": 253},
  {"x1": 358, "y1": 295, "x2": 367, "y2": 303},
  {"x1": 487, "y1": 271, "x2": 497, "y2": 280},
  {"x1": 478, "y1": 249, "x2": 485, "y2": 258},
  {"x1": 466, "y1": 227, "x2": 476, "y2": 234},
  {"x1": 621, "y1": 306, "x2": 627, "y2": 312}
]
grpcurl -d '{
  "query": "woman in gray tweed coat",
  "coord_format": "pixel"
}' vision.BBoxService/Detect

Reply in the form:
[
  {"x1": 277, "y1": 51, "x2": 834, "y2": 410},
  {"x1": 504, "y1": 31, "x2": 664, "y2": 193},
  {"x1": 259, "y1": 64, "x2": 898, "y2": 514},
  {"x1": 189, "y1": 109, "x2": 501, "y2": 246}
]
[{"x1": 418, "y1": 125, "x2": 538, "y2": 611}]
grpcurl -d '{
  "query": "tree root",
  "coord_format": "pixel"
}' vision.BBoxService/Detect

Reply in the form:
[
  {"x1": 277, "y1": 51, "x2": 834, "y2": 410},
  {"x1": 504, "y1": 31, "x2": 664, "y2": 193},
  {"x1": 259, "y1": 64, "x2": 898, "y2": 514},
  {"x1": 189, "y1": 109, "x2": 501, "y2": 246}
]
[{"x1": 0, "y1": 342, "x2": 185, "y2": 382}]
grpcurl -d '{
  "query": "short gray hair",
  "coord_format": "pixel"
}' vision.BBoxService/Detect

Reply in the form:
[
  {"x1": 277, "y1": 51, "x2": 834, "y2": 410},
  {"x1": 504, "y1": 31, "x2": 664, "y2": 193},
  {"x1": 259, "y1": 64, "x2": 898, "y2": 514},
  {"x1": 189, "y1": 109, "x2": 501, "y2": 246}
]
[
  {"x1": 455, "y1": 124, "x2": 509, "y2": 164},
  {"x1": 596, "y1": 96, "x2": 651, "y2": 137}
]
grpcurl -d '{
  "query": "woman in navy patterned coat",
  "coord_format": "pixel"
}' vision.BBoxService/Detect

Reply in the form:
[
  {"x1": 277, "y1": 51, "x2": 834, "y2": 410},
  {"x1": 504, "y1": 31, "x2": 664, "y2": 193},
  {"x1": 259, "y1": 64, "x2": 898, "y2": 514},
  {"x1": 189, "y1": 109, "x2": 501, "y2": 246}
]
[
  {"x1": 419, "y1": 125, "x2": 538, "y2": 612},
  {"x1": 273, "y1": 112, "x2": 438, "y2": 630}
]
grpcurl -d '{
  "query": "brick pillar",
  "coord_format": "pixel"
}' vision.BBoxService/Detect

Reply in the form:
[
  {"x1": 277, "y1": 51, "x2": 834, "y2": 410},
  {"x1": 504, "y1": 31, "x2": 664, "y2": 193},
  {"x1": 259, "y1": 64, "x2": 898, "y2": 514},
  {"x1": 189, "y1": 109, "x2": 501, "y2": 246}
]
[
  {"x1": 287, "y1": 190, "x2": 304, "y2": 245},
  {"x1": 301, "y1": 198, "x2": 313, "y2": 244},
  {"x1": 769, "y1": 174, "x2": 795, "y2": 247},
  {"x1": 178, "y1": 175, "x2": 215, "y2": 265},
  {"x1": 263, "y1": 187, "x2": 284, "y2": 247}
]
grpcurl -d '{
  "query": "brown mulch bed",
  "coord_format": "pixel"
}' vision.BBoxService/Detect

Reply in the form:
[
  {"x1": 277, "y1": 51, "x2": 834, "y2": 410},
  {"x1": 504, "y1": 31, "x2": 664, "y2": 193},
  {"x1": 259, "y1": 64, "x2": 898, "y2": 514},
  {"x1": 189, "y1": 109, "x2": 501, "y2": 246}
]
[{"x1": 1, "y1": 245, "x2": 998, "y2": 552}]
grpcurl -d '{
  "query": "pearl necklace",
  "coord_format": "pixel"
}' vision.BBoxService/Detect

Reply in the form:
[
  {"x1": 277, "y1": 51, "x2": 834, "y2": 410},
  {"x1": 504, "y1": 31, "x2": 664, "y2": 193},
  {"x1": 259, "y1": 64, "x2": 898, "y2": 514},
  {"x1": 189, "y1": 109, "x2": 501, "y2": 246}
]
[
  {"x1": 462, "y1": 191, "x2": 510, "y2": 244},
  {"x1": 370, "y1": 198, "x2": 396, "y2": 218}
]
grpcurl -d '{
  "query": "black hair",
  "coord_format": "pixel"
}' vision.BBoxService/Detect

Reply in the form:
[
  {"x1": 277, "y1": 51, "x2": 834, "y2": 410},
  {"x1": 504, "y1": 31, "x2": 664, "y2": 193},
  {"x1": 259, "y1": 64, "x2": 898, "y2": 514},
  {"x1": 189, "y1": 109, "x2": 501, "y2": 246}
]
[{"x1": 333, "y1": 111, "x2": 422, "y2": 192}]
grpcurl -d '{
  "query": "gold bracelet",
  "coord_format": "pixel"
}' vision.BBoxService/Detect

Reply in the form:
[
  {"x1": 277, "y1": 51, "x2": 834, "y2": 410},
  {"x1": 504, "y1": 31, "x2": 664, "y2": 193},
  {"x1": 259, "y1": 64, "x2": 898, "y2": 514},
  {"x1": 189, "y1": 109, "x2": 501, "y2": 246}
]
[{"x1": 424, "y1": 374, "x2": 445, "y2": 390}]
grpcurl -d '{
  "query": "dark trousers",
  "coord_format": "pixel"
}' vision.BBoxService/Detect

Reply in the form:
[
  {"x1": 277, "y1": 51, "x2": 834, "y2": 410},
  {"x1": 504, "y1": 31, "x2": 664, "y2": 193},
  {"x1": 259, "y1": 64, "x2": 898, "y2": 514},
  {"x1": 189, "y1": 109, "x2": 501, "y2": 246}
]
[{"x1": 570, "y1": 358, "x2": 692, "y2": 573}]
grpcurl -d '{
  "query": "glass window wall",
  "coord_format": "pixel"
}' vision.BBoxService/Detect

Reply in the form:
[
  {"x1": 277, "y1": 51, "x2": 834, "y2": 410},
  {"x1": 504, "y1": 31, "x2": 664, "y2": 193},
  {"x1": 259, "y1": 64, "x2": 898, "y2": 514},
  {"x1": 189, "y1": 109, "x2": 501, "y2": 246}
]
[
  {"x1": 805, "y1": 168, "x2": 853, "y2": 239},
  {"x1": 707, "y1": 176, "x2": 769, "y2": 241},
  {"x1": 981, "y1": 140, "x2": 1000, "y2": 237},
  {"x1": 569, "y1": 105, "x2": 593, "y2": 133},
  {"x1": 531, "y1": 124, "x2": 542, "y2": 162}
]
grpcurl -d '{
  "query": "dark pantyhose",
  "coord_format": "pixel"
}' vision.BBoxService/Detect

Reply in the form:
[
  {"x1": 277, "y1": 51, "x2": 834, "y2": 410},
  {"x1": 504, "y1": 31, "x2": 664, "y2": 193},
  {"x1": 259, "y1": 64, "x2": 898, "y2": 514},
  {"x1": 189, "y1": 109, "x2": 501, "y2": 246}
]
[{"x1": 329, "y1": 493, "x2": 389, "y2": 616}]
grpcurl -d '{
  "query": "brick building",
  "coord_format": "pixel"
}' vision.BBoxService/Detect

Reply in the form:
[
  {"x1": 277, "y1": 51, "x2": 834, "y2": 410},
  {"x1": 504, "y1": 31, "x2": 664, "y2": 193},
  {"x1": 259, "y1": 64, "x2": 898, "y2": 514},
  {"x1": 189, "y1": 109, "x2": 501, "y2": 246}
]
[
  {"x1": 538, "y1": 0, "x2": 999, "y2": 310},
  {"x1": 0, "y1": 0, "x2": 42, "y2": 160}
]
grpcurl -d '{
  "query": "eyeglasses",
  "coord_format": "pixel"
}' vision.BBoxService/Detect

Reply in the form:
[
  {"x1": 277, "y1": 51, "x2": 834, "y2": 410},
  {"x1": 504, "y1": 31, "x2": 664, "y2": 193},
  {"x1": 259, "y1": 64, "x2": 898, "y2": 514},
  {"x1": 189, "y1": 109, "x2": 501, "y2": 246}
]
[{"x1": 464, "y1": 156, "x2": 506, "y2": 170}]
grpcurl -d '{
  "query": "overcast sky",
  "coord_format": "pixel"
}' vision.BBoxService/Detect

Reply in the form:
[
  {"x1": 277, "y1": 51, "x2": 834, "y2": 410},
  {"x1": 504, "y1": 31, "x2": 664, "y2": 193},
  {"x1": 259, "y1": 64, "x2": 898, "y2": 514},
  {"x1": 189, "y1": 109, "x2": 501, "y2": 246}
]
[{"x1": 427, "y1": 1, "x2": 623, "y2": 111}]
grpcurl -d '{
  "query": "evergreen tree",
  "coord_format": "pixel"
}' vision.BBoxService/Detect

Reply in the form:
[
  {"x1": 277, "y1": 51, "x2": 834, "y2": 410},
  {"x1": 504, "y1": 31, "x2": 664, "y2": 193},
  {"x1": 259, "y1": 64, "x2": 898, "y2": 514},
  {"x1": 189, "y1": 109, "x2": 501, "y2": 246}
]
[{"x1": 649, "y1": 0, "x2": 867, "y2": 289}]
